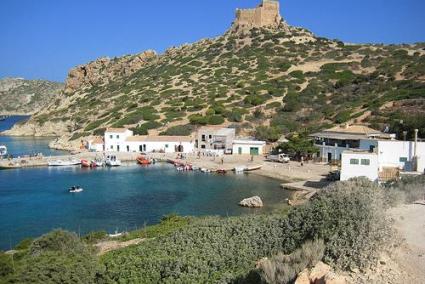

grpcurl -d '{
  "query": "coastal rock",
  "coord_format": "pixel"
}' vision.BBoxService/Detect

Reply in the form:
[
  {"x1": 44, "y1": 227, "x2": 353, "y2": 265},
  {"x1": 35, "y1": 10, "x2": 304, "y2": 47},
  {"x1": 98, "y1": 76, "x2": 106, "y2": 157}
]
[
  {"x1": 294, "y1": 268, "x2": 310, "y2": 284},
  {"x1": 64, "y1": 50, "x2": 157, "y2": 95},
  {"x1": 324, "y1": 271, "x2": 346, "y2": 284},
  {"x1": 239, "y1": 196, "x2": 263, "y2": 208},
  {"x1": 310, "y1": 261, "x2": 331, "y2": 283}
]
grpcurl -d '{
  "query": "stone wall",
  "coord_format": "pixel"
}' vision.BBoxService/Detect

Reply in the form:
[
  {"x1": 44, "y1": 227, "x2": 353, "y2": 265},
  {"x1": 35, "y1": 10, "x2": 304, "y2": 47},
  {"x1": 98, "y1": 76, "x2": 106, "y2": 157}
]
[{"x1": 233, "y1": 0, "x2": 283, "y2": 30}]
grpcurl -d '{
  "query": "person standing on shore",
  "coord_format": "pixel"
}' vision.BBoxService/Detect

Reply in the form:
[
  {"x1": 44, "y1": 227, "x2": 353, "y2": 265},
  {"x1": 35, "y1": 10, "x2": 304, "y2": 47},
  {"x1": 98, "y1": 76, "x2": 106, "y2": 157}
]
[{"x1": 300, "y1": 156, "x2": 304, "y2": 167}]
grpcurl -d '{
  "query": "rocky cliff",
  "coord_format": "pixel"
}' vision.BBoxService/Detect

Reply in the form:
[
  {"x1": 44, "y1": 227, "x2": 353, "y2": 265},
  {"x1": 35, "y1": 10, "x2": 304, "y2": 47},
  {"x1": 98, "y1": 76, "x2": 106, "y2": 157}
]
[
  {"x1": 0, "y1": 78, "x2": 63, "y2": 115},
  {"x1": 5, "y1": 0, "x2": 425, "y2": 146}
]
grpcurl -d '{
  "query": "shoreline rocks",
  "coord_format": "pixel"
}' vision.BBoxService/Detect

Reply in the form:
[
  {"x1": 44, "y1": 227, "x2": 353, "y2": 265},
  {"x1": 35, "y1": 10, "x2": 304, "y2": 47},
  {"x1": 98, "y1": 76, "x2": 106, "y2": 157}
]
[{"x1": 239, "y1": 196, "x2": 263, "y2": 208}]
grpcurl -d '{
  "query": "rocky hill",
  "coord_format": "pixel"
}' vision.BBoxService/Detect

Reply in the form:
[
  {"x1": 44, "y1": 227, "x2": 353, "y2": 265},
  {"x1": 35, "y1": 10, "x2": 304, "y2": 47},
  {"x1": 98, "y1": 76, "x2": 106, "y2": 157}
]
[
  {"x1": 0, "y1": 78, "x2": 63, "y2": 115},
  {"x1": 4, "y1": 1, "x2": 425, "y2": 145}
]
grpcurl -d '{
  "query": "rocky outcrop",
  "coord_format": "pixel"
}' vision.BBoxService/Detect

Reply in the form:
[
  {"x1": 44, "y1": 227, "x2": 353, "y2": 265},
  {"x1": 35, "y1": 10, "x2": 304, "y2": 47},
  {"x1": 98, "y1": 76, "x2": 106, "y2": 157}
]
[
  {"x1": 0, "y1": 77, "x2": 63, "y2": 114},
  {"x1": 64, "y1": 50, "x2": 157, "y2": 95},
  {"x1": 2, "y1": 120, "x2": 72, "y2": 137},
  {"x1": 294, "y1": 262, "x2": 346, "y2": 284},
  {"x1": 239, "y1": 196, "x2": 264, "y2": 208}
]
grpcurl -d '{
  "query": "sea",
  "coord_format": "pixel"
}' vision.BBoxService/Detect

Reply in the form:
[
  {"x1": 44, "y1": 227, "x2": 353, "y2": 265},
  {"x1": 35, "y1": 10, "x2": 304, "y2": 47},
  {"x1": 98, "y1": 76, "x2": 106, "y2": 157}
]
[
  {"x1": 0, "y1": 116, "x2": 67, "y2": 157},
  {"x1": 0, "y1": 116, "x2": 290, "y2": 250}
]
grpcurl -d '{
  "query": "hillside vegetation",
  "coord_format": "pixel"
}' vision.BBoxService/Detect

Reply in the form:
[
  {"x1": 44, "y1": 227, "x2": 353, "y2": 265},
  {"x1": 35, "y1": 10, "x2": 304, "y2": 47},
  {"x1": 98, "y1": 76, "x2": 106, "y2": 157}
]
[
  {"x1": 7, "y1": 26, "x2": 425, "y2": 140},
  {"x1": 0, "y1": 78, "x2": 63, "y2": 115},
  {"x1": 2, "y1": 177, "x2": 424, "y2": 283}
]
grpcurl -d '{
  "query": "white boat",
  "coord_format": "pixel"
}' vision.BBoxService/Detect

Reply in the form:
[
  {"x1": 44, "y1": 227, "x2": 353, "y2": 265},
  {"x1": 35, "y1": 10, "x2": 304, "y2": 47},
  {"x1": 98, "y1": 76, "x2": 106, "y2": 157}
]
[
  {"x1": 48, "y1": 159, "x2": 81, "y2": 167},
  {"x1": 105, "y1": 155, "x2": 121, "y2": 167},
  {"x1": 200, "y1": 168, "x2": 211, "y2": 173},
  {"x1": 0, "y1": 145, "x2": 7, "y2": 156},
  {"x1": 108, "y1": 230, "x2": 124, "y2": 238},
  {"x1": 234, "y1": 166, "x2": 247, "y2": 173},
  {"x1": 69, "y1": 186, "x2": 83, "y2": 193}
]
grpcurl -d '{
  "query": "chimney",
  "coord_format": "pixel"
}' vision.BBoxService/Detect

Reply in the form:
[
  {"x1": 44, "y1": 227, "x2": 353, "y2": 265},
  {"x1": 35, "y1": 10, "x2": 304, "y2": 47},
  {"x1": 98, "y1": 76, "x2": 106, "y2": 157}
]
[{"x1": 413, "y1": 129, "x2": 418, "y2": 171}]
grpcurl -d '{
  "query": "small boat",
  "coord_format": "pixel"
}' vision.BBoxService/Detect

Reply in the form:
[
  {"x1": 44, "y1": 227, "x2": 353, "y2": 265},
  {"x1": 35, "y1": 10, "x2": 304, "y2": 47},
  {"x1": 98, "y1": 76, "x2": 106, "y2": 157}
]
[
  {"x1": 69, "y1": 186, "x2": 83, "y2": 193},
  {"x1": 48, "y1": 159, "x2": 81, "y2": 167},
  {"x1": 216, "y1": 169, "x2": 227, "y2": 174},
  {"x1": 108, "y1": 230, "x2": 124, "y2": 238},
  {"x1": 200, "y1": 168, "x2": 211, "y2": 173},
  {"x1": 137, "y1": 156, "x2": 151, "y2": 165},
  {"x1": 91, "y1": 159, "x2": 104, "y2": 167},
  {"x1": 105, "y1": 155, "x2": 121, "y2": 167},
  {"x1": 0, "y1": 145, "x2": 7, "y2": 156},
  {"x1": 234, "y1": 166, "x2": 247, "y2": 173},
  {"x1": 81, "y1": 159, "x2": 90, "y2": 168},
  {"x1": 245, "y1": 165, "x2": 263, "y2": 171}
]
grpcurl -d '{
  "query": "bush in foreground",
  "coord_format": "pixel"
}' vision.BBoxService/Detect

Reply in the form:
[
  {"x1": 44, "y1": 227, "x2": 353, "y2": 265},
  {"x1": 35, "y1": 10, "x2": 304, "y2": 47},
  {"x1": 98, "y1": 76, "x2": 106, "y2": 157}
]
[{"x1": 100, "y1": 179, "x2": 391, "y2": 282}]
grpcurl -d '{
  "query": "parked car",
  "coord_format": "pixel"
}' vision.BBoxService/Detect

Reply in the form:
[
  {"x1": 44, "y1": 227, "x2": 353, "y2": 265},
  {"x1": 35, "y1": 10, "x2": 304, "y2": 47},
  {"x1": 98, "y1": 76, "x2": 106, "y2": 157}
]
[
  {"x1": 327, "y1": 170, "x2": 341, "y2": 181},
  {"x1": 266, "y1": 153, "x2": 290, "y2": 163}
]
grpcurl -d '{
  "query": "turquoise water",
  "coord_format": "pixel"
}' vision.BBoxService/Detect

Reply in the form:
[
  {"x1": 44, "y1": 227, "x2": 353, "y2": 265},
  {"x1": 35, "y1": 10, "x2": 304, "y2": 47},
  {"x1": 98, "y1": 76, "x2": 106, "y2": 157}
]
[
  {"x1": 0, "y1": 116, "x2": 67, "y2": 157},
  {"x1": 0, "y1": 164, "x2": 288, "y2": 250}
]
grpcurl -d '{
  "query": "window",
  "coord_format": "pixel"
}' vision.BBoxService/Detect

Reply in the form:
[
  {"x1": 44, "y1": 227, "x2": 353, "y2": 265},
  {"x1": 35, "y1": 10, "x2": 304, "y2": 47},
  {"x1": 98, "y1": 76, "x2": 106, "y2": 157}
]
[
  {"x1": 361, "y1": 159, "x2": 370, "y2": 166},
  {"x1": 116, "y1": 135, "x2": 119, "y2": 139},
  {"x1": 399, "y1": 157, "x2": 408, "y2": 163},
  {"x1": 110, "y1": 135, "x2": 113, "y2": 139},
  {"x1": 110, "y1": 145, "x2": 113, "y2": 150},
  {"x1": 201, "y1": 145, "x2": 206, "y2": 149},
  {"x1": 126, "y1": 146, "x2": 130, "y2": 152},
  {"x1": 209, "y1": 135, "x2": 212, "y2": 139},
  {"x1": 165, "y1": 144, "x2": 169, "y2": 148},
  {"x1": 350, "y1": 159, "x2": 359, "y2": 165},
  {"x1": 201, "y1": 135, "x2": 206, "y2": 142}
]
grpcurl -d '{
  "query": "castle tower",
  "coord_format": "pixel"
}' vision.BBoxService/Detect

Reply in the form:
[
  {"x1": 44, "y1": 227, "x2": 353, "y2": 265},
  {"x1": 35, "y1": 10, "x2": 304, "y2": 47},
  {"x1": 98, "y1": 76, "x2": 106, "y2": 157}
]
[{"x1": 233, "y1": 0, "x2": 284, "y2": 30}]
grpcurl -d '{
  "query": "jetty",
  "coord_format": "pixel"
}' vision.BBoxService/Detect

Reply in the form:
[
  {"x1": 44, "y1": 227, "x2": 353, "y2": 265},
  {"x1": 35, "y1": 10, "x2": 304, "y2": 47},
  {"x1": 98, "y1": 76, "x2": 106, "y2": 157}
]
[{"x1": 0, "y1": 152, "x2": 140, "y2": 170}]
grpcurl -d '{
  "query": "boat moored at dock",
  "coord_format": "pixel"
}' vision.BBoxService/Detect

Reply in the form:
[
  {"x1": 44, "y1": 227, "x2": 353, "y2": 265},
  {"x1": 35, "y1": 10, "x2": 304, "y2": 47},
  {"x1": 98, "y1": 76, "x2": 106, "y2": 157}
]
[
  {"x1": 0, "y1": 145, "x2": 7, "y2": 156},
  {"x1": 105, "y1": 155, "x2": 121, "y2": 167},
  {"x1": 48, "y1": 159, "x2": 81, "y2": 167}
]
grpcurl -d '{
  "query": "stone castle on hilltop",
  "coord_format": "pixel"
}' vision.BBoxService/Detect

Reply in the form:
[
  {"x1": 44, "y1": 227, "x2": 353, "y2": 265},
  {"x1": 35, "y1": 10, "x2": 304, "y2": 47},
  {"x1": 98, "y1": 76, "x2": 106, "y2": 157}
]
[{"x1": 233, "y1": 0, "x2": 286, "y2": 30}]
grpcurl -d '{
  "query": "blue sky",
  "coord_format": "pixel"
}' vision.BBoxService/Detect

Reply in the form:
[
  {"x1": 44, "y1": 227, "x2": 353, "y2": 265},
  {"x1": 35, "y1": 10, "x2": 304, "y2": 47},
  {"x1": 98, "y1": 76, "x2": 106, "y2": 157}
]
[{"x1": 1, "y1": 0, "x2": 424, "y2": 82}]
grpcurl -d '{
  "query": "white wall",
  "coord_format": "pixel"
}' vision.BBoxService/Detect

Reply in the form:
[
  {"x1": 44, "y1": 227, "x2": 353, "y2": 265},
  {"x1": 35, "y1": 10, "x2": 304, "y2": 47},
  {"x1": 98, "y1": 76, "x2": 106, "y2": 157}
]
[
  {"x1": 341, "y1": 152, "x2": 379, "y2": 182},
  {"x1": 317, "y1": 144, "x2": 350, "y2": 161},
  {"x1": 89, "y1": 143, "x2": 104, "y2": 152},
  {"x1": 377, "y1": 141, "x2": 425, "y2": 172},
  {"x1": 104, "y1": 130, "x2": 133, "y2": 152},
  {"x1": 126, "y1": 141, "x2": 194, "y2": 154},
  {"x1": 233, "y1": 142, "x2": 265, "y2": 155}
]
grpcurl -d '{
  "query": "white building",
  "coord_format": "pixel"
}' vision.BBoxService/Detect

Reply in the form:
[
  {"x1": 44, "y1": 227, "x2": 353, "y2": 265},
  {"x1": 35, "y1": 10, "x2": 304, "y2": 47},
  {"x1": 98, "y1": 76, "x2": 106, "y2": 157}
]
[
  {"x1": 341, "y1": 138, "x2": 425, "y2": 182},
  {"x1": 311, "y1": 124, "x2": 395, "y2": 163},
  {"x1": 341, "y1": 151, "x2": 379, "y2": 181},
  {"x1": 233, "y1": 139, "x2": 266, "y2": 155},
  {"x1": 104, "y1": 128, "x2": 134, "y2": 152},
  {"x1": 87, "y1": 137, "x2": 104, "y2": 152},
  {"x1": 125, "y1": 136, "x2": 195, "y2": 153},
  {"x1": 196, "y1": 127, "x2": 235, "y2": 154}
]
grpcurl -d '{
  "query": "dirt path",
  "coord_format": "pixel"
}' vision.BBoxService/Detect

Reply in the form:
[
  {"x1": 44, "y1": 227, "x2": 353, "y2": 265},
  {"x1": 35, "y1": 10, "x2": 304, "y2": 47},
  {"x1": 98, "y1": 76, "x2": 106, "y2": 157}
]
[
  {"x1": 95, "y1": 238, "x2": 145, "y2": 255},
  {"x1": 387, "y1": 204, "x2": 425, "y2": 283}
]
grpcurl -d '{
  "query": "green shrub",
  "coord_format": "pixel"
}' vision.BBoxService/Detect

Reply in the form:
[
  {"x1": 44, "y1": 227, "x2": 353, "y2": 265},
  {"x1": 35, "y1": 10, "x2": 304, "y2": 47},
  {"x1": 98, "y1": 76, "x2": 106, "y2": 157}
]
[
  {"x1": 254, "y1": 126, "x2": 281, "y2": 142},
  {"x1": 160, "y1": 124, "x2": 195, "y2": 136},
  {"x1": 208, "y1": 115, "x2": 225, "y2": 125},
  {"x1": 256, "y1": 239, "x2": 325, "y2": 284},
  {"x1": 0, "y1": 252, "x2": 14, "y2": 278},
  {"x1": 14, "y1": 238, "x2": 34, "y2": 250}
]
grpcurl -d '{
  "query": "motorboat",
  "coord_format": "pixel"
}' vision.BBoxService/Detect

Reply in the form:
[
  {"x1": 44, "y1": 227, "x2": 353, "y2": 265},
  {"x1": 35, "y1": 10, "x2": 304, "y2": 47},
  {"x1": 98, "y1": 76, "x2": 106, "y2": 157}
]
[
  {"x1": 91, "y1": 158, "x2": 104, "y2": 168},
  {"x1": 234, "y1": 166, "x2": 247, "y2": 173},
  {"x1": 108, "y1": 230, "x2": 125, "y2": 238},
  {"x1": 200, "y1": 168, "x2": 211, "y2": 173},
  {"x1": 105, "y1": 155, "x2": 121, "y2": 167},
  {"x1": 0, "y1": 145, "x2": 7, "y2": 156},
  {"x1": 48, "y1": 159, "x2": 81, "y2": 167},
  {"x1": 69, "y1": 186, "x2": 83, "y2": 193},
  {"x1": 216, "y1": 169, "x2": 227, "y2": 174},
  {"x1": 137, "y1": 156, "x2": 151, "y2": 165},
  {"x1": 81, "y1": 159, "x2": 90, "y2": 168}
]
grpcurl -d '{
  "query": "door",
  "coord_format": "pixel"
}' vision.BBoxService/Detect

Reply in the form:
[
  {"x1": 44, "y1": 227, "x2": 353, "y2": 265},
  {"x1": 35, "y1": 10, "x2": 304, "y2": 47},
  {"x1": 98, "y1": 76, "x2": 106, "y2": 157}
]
[
  {"x1": 126, "y1": 145, "x2": 130, "y2": 152},
  {"x1": 117, "y1": 145, "x2": 120, "y2": 152},
  {"x1": 238, "y1": 147, "x2": 242, "y2": 155},
  {"x1": 327, "y1": 152, "x2": 332, "y2": 163},
  {"x1": 250, "y1": 147, "x2": 259, "y2": 156}
]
